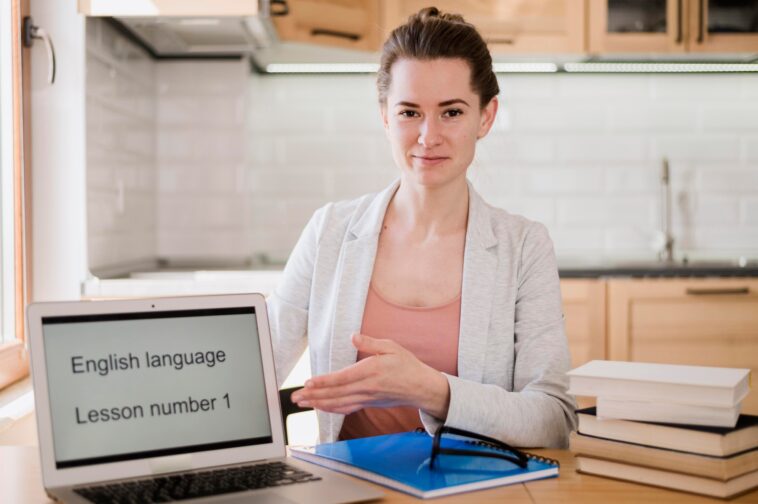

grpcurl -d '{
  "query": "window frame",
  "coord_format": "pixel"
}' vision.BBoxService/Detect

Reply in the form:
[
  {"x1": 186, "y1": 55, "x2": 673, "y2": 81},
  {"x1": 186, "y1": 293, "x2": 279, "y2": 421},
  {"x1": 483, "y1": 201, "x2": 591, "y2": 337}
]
[{"x1": 0, "y1": 0, "x2": 30, "y2": 391}]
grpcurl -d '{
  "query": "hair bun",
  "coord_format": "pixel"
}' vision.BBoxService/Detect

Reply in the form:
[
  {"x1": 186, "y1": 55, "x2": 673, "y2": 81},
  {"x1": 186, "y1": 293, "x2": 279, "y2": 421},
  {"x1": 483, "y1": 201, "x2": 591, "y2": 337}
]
[
  {"x1": 416, "y1": 6, "x2": 465, "y2": 24},
  {"x1": 417, "y1": 6, "x2": 439, "y2": 20}
]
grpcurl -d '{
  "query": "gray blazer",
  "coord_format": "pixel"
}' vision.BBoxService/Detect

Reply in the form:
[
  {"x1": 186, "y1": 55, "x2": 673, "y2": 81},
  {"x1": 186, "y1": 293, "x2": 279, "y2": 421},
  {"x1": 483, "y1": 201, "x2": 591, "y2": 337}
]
[{"x1": 267, "y1": 179, "x2": 577, "y2": 448}]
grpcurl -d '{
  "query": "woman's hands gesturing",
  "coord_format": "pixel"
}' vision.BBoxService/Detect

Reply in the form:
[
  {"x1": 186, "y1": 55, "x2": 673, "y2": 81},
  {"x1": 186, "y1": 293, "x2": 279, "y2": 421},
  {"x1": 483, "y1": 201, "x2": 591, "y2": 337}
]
[{"x1": 291, "y1": 333, "x2": 450, "y2": 419}]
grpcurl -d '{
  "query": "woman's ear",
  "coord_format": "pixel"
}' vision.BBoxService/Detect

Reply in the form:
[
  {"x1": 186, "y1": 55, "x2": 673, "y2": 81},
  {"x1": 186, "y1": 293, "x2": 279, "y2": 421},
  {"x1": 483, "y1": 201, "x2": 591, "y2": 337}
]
[
  {"x1": 380, "y1": 103, "x2": 390, "y2": 134},
  {"x1": 477, "y1": 96, "x2": 499, "y2": 139}
]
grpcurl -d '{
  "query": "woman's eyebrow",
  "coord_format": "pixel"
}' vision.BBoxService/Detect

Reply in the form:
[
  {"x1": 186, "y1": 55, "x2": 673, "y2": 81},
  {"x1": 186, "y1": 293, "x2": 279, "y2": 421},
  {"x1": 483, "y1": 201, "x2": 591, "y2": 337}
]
[
  {"x1": 394, "y1": 99, "x2": 470, "y2": 108},
  {"x1": 438, "y1": 99, "x2": 469, "y2": 107}
]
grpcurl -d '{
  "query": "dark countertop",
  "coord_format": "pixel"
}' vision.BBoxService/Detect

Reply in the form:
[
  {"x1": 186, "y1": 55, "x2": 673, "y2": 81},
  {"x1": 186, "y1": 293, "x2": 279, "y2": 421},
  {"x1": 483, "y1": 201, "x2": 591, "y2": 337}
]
[{"x1": 557, "y1": 259, "x2": 758, "y2": 278}]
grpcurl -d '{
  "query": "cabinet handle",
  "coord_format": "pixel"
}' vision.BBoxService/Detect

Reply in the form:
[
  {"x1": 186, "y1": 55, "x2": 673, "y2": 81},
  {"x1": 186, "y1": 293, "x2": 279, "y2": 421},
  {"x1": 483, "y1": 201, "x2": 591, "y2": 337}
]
[
  {"x1": 697, "y1": 0, "x2": 705, "y2": 43},
  {"x1": 310, "y1": 29, "x2": 361, "y2": 41},
  {"x1": 676, "y1": 0, "x2": 683, "y2": 43},
  {"x1": 685, "y1": 287, "x2": 750, "y2": 296},
  {"x1": 269, "y1": 0, "x2": 289, "y2": 17},
  {"x1": 22, "y1": 16, "x2": 56, "y2": 85}
]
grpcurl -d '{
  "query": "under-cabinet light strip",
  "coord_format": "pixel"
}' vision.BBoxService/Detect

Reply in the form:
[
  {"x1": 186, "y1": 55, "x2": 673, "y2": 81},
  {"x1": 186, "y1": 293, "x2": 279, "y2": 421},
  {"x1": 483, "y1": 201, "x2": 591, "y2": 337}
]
[
  {"x1": 492, "y1": 63, "x2": 559, "y2": 73},
  {"x1": 265, "y1": 63, "x2": 380, "y2": 73},
  {"x1": 564, "y1": 62, "x2": 758, "y2": 73},
  {"x1": 263, "y1": 62, "x2": 758, "y2": 74}
]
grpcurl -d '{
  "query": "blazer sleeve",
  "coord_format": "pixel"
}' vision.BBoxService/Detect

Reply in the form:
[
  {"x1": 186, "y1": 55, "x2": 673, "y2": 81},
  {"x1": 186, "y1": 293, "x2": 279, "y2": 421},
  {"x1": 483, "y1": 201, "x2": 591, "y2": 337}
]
[
  {"x1": 267, "y1": 204, "x2": 330, "y2": 388},
  {"x1": 420, "y1": 222, "x2": 577, "y2": 448}
]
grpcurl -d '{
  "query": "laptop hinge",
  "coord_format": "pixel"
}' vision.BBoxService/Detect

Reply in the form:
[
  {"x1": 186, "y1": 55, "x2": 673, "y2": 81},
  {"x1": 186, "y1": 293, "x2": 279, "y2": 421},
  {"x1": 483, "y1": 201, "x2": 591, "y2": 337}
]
[{"x1": 149, "y1": 454, "x2": 193, "y2": 475}]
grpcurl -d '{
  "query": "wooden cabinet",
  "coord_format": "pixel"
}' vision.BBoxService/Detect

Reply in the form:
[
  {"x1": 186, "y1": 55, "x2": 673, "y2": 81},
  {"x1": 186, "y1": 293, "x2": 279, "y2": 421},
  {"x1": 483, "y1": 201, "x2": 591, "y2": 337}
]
[
  {"x1": 560, "y1": 279, "x2": 607, "y2": 370},
  {"x1": 272, "y1": 0, "x2": 382, "y2": 52},
  {"x1": 560, "y1": 279, "x2": 607, "y2": 408},
  {"x1": 383, "y1": 0, "x2": 586, "y2": 54},
  {"x1": 589, "y1": 0, "x2": 758, "y2": 54},
  {"x1": 687, "y1": 0, "x2": 758, "y2": 53},
  {"x1": 295, "y1": 0, "x2": 755, "y2": 56},
  {"x1": 607, "y1": 278, "x2": 758, "y2": 414},
  {"x1": 588, "y1": 0, "x2": 686, "y2": 53}
]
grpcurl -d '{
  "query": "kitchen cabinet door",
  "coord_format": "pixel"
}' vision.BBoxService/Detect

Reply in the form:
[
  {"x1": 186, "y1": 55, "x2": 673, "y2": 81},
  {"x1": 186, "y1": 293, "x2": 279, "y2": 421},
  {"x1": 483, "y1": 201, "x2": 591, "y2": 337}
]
[
  {"x1": 272, "y1": 0, "x2": 382, "y2": 52},
  {"x1": 560, "y1": 279, "x2": 607, "y2": 408},
  {"x1": 608, "y1": 278, "x2": 758, "y2": 414},
  {"x1": 588, "y1": 0, "x2": 688, "y2": 53},
  {"x1": 687, "y1": 0, "x2": 758, "y2": 53},
  {"x1": 383, "y1": 0, "x2": 585, "y2": 54}
]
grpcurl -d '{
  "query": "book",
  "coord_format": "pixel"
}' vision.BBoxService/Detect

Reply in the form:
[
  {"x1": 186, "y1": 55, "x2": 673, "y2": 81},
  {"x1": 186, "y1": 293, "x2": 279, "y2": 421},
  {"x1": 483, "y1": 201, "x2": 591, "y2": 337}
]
[
  {"x1": 596, "y1": 396, "x2": 741, "y2": 428},
  {"x1": 569, "y1": 431, "x2": 758, "y2": 480},
  {"x1": 290, "y1": 430, "x2": 559, "y2": 499},
  {"x1": 567, "y1": 360, "x2": 750, "y2": 408},
  {"x1": 577, "y1": 407, "x2": 758, "y2": 457},
  {"x1": 575, "y1": 456, "x2": 758, "y2": 499}
]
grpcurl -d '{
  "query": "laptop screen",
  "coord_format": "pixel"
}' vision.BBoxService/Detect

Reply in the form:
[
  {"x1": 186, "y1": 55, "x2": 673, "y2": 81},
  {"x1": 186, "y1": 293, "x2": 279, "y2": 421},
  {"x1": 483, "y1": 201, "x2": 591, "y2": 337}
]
[{"x1": 41, "y1": 306, "x2": 273, "y2": 469}]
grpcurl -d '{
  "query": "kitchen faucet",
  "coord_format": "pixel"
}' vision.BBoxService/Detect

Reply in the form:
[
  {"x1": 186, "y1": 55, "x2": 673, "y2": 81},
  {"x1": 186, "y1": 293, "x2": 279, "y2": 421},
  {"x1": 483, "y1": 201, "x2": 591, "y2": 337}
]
[{"x1": 659, "y1": 157, "x2": 675, "y2": 263}]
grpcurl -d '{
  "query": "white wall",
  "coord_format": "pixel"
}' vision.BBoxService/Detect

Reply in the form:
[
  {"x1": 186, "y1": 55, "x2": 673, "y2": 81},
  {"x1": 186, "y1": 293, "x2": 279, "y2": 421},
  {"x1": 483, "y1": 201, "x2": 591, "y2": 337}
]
[
  {"x1": 31, "y1": 0, "x2": 88, "y2": 300},
  {"x1": 155, "y1": 61, "x2": 249, "y2": 264},
  {"x1": 89, "y1": 60, "x2": 758, "y2": 270},
  {"x1": 240, "y1": 72, "x2": 758, "y2": 262},
  {"x1": 85, "y1": 23, "x2": 252, "y2": 272},
  {"x1": 86, "y1": 19, "x2": 157, "y2": 274}
]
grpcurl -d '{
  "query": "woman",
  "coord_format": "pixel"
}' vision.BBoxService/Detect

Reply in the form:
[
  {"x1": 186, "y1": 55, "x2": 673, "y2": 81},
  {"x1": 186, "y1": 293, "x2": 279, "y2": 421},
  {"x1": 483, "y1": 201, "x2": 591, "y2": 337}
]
[{"x1": 268, "y1": 7, "x2": 576, "y2": 448}]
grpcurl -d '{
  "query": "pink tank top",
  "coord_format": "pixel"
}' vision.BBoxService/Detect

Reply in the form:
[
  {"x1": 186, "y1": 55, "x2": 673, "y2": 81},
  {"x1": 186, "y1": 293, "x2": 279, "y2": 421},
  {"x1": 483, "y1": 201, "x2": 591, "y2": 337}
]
[{"x1": 338, "y1": 283, "x2": 461, "y2": 440}]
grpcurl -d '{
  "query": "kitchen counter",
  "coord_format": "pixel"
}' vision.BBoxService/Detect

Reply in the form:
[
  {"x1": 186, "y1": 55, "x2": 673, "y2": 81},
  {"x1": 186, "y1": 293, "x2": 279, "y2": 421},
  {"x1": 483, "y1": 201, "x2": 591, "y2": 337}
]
[
  {"x1": 558, "y1": 259, "x2": 758, "y2": 278},
  {"x1": 82, "y1": 259, "x2": 758, "y2": 298}
]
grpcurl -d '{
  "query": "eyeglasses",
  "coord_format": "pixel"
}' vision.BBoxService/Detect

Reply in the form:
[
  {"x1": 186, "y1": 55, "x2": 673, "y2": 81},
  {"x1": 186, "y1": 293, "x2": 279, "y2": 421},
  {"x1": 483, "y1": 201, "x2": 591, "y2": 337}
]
[{"x1": 429, "y1": 426, "x2": 529, "y2": 470}]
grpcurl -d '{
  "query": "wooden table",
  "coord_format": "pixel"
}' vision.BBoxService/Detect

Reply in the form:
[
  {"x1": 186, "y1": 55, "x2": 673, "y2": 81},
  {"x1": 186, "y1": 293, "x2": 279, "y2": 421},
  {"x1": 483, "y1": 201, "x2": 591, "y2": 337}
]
[{"x1": 2, "y1": 446, "x2": 756, "y2": 503}]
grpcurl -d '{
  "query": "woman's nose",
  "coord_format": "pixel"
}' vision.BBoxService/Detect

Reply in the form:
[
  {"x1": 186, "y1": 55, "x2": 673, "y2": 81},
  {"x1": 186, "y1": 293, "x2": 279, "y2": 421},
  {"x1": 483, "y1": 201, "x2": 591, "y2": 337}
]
[{"x1": 417, "y1": 118, "x2": 442, "y2": 147}]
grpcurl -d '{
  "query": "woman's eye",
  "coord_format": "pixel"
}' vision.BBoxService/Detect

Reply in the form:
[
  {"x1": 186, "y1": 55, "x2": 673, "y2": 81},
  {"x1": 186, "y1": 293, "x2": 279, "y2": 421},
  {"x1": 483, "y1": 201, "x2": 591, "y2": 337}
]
[
  {"x1": 399, "y1": 110, "x2": 419, "y2": 118},
  {"x1": 443, "y1": 108, "x2": 464, "y2": 118}
]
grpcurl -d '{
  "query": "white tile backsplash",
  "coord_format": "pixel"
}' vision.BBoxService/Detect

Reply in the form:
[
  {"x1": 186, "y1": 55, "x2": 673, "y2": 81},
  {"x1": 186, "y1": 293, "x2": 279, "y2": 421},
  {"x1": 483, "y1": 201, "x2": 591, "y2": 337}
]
[
  {"x1": 742, "y1": 197, "x2": 758, "y2": 224},
  {"x1": 557, "y1": 197, "x2": 656, "y2": 227},
  {"x1": 523, "y1": 167, "x2": 606, "y2": 195},
  {"x1": 744, "y1": 136, "x2": 758, "y2": 161},
  {"x1": 702, "y1": 106, "x2": 758, "y2": 131},
  {"x1": 697, "y1": 168, "x2": 758, "y2": 192},
  {"x1": 86, "y1": 19, "x2": 156, "y2": 274},
  {"x1": 557, "y1": 135, "x2": 649, "y2": 162},
  {"x1": 558, "y1": 75, "x2": 651, "y2": 99},
  {"x1": 651, "y1": 135, "x2": 741, "y2": 161},
  {"x1": 478, "y1": 135, "x2": 556, "y2": 163},
  {"x1": 609, "y1": 104, "x2": 698, "y2": 132},
  {"x1": 86, "y1": 26, "x2": 758, "y2": 270},
  {"x1": 652, "y1": 74, "x2": 744, "y2": 101},
  {"x1": 509, "y1": 103, "x2": 609, "y2": 132}
]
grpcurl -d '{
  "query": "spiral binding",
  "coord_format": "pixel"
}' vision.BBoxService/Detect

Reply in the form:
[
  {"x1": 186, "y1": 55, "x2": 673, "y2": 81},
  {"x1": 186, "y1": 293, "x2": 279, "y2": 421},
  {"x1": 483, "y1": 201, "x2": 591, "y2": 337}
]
[
  {"x1": 412, "y1": 428, "x2": 560, "y2": 468},
  {"x1": 464, "y1": 439, "x2": 561, "y2": 468},
  {"x1": 523, "y1": 452, "x2": 560, "y2": 467}
]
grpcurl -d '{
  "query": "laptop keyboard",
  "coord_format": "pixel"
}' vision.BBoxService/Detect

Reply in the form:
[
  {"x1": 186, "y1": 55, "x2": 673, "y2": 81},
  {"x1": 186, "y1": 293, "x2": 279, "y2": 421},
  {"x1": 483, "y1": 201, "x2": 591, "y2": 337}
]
[{"x1": 74, "y1": 461, "x2": 321, "y2": 503}]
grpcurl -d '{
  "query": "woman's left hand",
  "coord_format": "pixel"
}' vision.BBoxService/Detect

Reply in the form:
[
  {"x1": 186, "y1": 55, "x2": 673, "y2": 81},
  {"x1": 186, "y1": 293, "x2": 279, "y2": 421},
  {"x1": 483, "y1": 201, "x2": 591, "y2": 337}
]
[{"x1": 290, "y1": 333, "x2": 450, "y2": 419}]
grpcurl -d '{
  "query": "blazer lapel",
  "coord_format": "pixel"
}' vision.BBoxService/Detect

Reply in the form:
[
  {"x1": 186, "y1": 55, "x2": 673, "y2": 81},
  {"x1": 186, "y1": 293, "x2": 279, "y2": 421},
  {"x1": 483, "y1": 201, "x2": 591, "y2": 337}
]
[
  {"x1": 458, "y1": 183, "x2": 498, "y2": 384},
  {"x1": 329, "y1": 179, "x2": 400, "y2": 375}
]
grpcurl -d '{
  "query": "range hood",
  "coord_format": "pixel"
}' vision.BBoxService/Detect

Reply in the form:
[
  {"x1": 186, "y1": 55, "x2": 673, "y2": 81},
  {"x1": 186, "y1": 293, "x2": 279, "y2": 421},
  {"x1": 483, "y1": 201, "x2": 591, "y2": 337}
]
[
  {"x1": 114, "y1": 16, "x2": 277, "y2": 56},
  {"x1": 80, "y1": 0, "x2": 279, "y2": 57}
]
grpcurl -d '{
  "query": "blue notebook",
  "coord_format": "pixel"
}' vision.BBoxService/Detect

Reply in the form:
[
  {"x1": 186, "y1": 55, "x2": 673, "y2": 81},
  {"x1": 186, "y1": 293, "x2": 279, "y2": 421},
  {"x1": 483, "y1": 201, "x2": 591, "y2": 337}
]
[{"x1": 290, "y1": 431, "x2": 559, "y2": 499}]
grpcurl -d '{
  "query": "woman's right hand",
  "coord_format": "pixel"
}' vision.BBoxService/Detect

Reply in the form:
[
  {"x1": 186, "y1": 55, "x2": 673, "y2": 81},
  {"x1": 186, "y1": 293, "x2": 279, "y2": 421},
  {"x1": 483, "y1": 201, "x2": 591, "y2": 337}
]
[{"x1": 291, "y1": 333, "x2": 451, "y2": 419}]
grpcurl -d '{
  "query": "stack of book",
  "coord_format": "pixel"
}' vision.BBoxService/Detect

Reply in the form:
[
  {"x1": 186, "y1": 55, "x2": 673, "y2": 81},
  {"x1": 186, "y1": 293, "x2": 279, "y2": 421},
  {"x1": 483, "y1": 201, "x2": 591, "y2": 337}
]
[{"x1": 568, "y1": 360, "x2": 758, "y2": 499}]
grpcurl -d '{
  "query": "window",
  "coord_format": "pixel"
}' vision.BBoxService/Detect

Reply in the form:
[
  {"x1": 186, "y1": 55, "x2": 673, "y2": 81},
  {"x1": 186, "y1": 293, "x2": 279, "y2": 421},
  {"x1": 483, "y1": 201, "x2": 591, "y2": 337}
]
[
  {"x1": 1, "y1": 0, "x2": 16, "y2": 345},
  {"x1": 0, "y1": 0, "x2": 30, "y2": 390}
]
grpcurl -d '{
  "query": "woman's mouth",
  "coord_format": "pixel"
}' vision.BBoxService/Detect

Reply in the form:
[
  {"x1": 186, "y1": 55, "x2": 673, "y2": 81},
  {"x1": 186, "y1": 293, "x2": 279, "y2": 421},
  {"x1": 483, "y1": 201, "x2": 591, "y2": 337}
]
[{"x1": 412, "y1": 155, "x2": 448, "y2": 166}]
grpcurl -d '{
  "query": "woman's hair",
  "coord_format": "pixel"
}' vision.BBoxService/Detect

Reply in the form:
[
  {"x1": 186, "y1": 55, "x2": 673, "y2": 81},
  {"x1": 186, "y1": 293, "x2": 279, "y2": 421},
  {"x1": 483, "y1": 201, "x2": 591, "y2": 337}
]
[{"x1": 377, "y1": 6, "x2": 499, "y2": 109}]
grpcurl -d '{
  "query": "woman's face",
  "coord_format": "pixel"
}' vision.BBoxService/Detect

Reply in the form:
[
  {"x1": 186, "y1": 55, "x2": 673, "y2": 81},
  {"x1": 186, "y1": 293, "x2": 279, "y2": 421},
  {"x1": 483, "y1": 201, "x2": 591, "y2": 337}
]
[{"x1": 381, "y1": 58, "x2": 498, "y2": 189}]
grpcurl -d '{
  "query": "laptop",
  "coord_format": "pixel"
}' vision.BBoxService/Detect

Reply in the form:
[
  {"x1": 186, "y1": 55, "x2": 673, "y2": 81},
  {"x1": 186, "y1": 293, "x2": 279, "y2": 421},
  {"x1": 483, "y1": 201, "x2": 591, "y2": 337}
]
[{"x1": 27, "y1": 293, "x2": 383, "y2": 503}]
